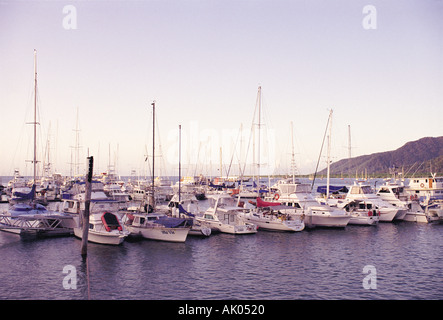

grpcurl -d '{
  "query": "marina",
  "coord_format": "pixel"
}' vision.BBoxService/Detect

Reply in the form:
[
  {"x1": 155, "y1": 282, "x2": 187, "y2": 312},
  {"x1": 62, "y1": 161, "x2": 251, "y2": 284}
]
[
  {"x1": 2, "y1": 1, "x2": 442, "y2": 303},
  {"x1": 0, "y1": 175, "x2": 442, "y2": 300}
]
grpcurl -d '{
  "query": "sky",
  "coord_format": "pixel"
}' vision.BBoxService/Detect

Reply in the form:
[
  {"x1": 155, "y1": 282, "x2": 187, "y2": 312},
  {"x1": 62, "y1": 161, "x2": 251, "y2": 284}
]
[{"x1": 1, "y1": 0, "x2": 442, "y2": 178}]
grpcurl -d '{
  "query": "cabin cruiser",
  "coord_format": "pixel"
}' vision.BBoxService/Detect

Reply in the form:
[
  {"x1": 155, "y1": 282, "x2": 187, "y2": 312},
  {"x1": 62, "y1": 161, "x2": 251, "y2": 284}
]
[
  {"x1": 405, "y1": 175, "x2": 443, "y2": 205},
  {"x1": 339, "y1": 200, "x2": 380, "y2": 226},
  {"x1": 73, "y1": 211, "x2": 129, "y2": 245},
  {"x1": 267, "y1": 180, "x2": 351, "y2": 228},
  {"x1": 424, "y1": 202, "x2": 443, "y2": 223},
  {"x1": 196, "y1": 194, "x2": 257, "y2": 234},
  {"x1": 172, "y1": 176, "x2": 206, "y2": 200},
  {"x1": 377, "y1": 180, "x2": 428, "y2": 223},
  {"x1": 344, "y1": 182, "x2": 404, "y2": 222},
  {"x1": 241, "y1": 197, "x2": 305, "y2": 232}
]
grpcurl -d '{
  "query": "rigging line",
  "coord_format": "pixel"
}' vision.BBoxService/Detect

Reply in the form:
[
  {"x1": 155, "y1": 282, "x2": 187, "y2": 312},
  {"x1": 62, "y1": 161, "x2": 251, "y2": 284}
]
[
  {"x1": 311, "y1": 112, "x2": 331, "y2": 191},
  {"x1": 226, "y1": 127, "x2": 242, "y2": 178},
  {"x1": 239, "y1": 91, "x2": 259, "y2": 180}
]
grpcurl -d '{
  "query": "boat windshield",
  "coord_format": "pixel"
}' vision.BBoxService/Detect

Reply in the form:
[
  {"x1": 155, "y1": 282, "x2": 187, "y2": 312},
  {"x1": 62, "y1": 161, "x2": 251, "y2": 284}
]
[
  {"x1": 361, "y1": 186, "x2": 372, "y2": 194},
  {"x1": 350, "y1": 185, "x2": 372, "y2": 195}
]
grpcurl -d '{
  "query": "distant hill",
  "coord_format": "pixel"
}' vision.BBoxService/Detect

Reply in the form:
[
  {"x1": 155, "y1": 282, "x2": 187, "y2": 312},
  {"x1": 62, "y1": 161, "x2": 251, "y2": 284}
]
[{"x1": 318, "y1": 136, "x2": 443, "y2": 177}]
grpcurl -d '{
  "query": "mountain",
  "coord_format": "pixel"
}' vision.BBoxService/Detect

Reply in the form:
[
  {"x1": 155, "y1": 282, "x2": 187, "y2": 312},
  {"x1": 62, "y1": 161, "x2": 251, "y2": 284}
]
[{"x1": 318, "y1": 136, "x2": 443, "y2": 177}]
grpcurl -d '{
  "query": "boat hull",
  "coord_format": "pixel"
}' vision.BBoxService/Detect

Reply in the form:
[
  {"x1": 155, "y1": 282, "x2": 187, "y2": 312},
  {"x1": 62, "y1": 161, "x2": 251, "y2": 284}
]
[
  {"x1": 127, "y1": 225, "x2": 189, "y2": 242},
  {"x1": 403, "y1": 212, "x2": 429, "y2": 223},
  {"x1": 394, "y1": 208, "x2": 407, "y2": 220},
  {"x1": 348, "y1": 215, "x2": 379, "y2": 226},
  {"x1": 198, "y1": 219, "x2": 257, "y2": 234},
  {"x1": 379, "y1": 208, "x2": 398, "y2": 222},
  {"x1": 74, "y1": 227, "x2": 126, "y2": 245},
  {"x1": 243, "y1": 215, "x2": 304, "y2": 232},
  {"x1": 303, "y1": 214, "x2": 351, "y2": 228}
]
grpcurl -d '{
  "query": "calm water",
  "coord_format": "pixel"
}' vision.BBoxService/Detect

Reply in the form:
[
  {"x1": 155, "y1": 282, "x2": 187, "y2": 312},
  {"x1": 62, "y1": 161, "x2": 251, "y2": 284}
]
[{"x1": 0, "y1": 215, "x2": 441, "y2": 300}]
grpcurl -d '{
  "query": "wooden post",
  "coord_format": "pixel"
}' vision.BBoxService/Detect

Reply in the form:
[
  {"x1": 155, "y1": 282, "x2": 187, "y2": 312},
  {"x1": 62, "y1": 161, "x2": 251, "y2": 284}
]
[{"x1": 81, "y1": 156, "x2": 94, "y2": 257}]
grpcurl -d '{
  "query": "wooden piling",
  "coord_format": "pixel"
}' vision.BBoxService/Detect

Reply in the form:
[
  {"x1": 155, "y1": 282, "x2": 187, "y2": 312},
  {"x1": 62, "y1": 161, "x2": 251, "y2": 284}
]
[{"x1": 81, "y1": 156, "x2": 94, "y2": 257}]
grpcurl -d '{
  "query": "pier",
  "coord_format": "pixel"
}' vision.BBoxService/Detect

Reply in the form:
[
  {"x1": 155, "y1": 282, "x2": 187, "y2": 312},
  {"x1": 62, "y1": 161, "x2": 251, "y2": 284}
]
[{"x1": 0, "y1": 213, "x2": 73, "y2": 237}]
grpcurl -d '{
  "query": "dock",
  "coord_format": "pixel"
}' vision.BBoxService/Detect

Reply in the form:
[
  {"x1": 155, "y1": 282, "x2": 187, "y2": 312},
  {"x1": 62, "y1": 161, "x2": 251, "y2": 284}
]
[{"x1": 0, "y1": 213, "x2": 73, "y2": 237}]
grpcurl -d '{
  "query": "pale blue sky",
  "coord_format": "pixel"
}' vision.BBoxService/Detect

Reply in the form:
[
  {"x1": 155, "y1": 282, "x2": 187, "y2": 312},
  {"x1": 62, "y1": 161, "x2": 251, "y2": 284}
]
[{"x1": 1, "y1": 0, "x2": 442, "y2": 177}]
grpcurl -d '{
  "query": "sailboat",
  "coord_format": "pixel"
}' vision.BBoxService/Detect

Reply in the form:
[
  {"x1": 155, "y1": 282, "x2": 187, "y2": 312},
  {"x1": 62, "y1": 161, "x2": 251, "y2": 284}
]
[
  {"x1": 123, "y1": 102, "x2": 191, "y2": 242},
  {"x1": 1, "y1": 50, "x2": 72, "y2": 236}
]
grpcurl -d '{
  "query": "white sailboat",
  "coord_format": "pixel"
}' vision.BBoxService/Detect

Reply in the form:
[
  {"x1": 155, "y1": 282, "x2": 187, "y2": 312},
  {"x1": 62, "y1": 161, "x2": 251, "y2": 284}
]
[
  {"x1": 123, "y1": 102, "x2": 190, "y2": 242},
  {"x1": 0, "y1": 50, "x2": 72, "y2": 237},
  {"x1": 123, "y1": 211, "x2": 191, "y2": 242}
]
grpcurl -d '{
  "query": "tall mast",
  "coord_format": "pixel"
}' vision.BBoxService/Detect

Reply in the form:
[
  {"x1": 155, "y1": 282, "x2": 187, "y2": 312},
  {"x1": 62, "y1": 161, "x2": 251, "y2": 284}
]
[
  {"x1": 348, "y1": 124, "x2": 351, "y2": 179},
  {"x1": 151, "y1": 101, "x2": 155, "y2": 208},
  {"x1": 179, "y1": 124, "x2": 181, "y2": 204},
  {"x1": 290, "y1": 121, "x2": 296, "y2": 183},
  {"x1": 33, "y1": 49, "x2": 38, "y2": 188},
  {"x1": 326, "y1": 109, "x2": 333, "y2": 197},
  {"x1": 257, "y1": 86, "x2": 261, "y2": 185}
]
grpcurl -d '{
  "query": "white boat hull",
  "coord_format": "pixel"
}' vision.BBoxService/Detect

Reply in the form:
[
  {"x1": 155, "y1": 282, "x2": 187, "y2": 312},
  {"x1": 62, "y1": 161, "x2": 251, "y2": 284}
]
[
  {"x1": 127, "y1": 225, "x2": 189, "y2": 242},
  {"x1": 188, "y1": 225, "x2": 212, "y2": 237},
  {"x1": 379, "y1": 208, "x2": 398, "y2": 222},
  {"x1": 303, "y1": 214, "x2": 351, "y2": 228},
  {"x1": 348, "y1": 215, "x2": 379, "y2": 226},
  {"x1": 394, "y1": 208, "x2": 407, "y2": 220},
  {"x1": 200, "y1": 220, "x2": 257, "y2": 234},
  {"x1": 243, "y1": 214, "x2": 304, "y2": 232},
  {"x1": 403, "y1": 212, "x2": 429, "y2": 223},
  {"x1": 74, "y1": 227, "x2": 127, "y2": 245}
]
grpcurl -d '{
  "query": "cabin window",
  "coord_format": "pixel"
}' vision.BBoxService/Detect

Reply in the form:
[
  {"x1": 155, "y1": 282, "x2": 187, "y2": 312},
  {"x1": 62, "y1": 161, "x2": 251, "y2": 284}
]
[
  {"x1": 139, "y1": 217, "x2": 145, "y2": 224},
  {"x1": 204, "y1": 214, "x2": 213, "y2": 220},
  {"x1": 89, "y1": 224, "x2": 94, "y2": 230},
  {"x1": 379, "y1": 188, "x2": 389, "y2": 193}
]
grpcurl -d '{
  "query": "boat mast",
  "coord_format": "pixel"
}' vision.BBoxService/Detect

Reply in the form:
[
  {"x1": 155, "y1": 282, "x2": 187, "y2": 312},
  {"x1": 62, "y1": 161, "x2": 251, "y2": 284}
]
[
  {"x1": 348, "y1": 124, "x2": 351, "y2": 179},
  {"x1": 151, "y1": 101, "x2": 156, "y2": 208},
  {"x1": 257, "y1": 86, "x2": 261, "y2": 186},
  {"x1": 326, "y1": 109, "x2": 333, "y2": 197},
  {"x1": 290, "y1": 121, "x2": 296, "y2": 183},
  {"x1": 179, "y1": 124, "x2": 181, "y2": 204},
  {"x1": 33, "y1": 49, "x2": 38, "y2": 191}
]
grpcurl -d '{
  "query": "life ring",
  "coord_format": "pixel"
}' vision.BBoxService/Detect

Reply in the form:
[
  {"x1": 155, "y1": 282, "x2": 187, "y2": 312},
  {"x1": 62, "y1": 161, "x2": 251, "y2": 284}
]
[
  {"x1": 420, "y1": 183, "x2": 425, "y2": 188},
  {"x1": 274, "y1": 193, "x2": 280, "y2": 201}
]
